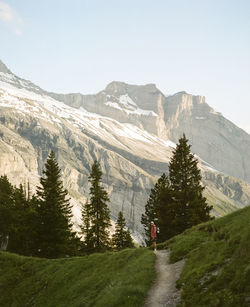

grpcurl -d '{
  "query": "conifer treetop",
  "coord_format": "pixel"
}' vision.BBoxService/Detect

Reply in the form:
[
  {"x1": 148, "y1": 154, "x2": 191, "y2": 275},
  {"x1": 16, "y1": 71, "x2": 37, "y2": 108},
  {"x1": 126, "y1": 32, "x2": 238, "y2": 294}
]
[{"x1": 169, "y1": 134, "x2": 203, "y2": 193}]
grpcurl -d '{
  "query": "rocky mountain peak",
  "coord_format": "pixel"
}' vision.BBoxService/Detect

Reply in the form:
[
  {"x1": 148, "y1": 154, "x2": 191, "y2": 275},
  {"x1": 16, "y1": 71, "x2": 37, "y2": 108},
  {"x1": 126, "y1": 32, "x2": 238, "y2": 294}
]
[
  {"x1": 105, "y1": 81, "x2": 127, "y2": 93},
  {"x1": 0, "y1": 59, "x2": 12, "y2": 74},
  {"x1": 143, "y1": 83, "x2": 158, "y2": 91},
  {"x1": 104, "y1": 81, "x2": 160, "y2": 96}
]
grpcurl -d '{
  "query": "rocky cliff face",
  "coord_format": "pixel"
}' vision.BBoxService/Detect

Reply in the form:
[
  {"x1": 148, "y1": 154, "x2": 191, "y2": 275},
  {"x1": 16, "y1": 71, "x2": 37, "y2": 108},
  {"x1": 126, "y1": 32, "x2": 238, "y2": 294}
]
[
  {"x1": 0, "y1": 60, "x2": 249, "y2": 242},
  {"x1": 164, "y1": 92, "x2": 250, "y2": 183},
  {"x1": 50, "y1": 82, "x2": 250, "y2": 184}
]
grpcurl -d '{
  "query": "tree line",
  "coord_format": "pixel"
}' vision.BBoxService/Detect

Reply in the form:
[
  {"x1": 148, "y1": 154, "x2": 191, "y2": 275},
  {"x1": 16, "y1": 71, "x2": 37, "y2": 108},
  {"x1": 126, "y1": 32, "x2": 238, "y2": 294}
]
[
  {"x1": 0, "y1": 152, "x2": 133, "y2": 258},
  {"x1": 0, "y1": 134, "x2": 212, "y2": 258}
]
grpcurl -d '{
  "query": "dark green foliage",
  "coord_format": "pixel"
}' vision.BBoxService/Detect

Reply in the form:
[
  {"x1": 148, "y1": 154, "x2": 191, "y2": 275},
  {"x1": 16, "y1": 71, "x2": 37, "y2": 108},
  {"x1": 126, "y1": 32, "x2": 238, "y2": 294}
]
[
  {"x1": 7, "y1": 185, "x2": 38, "y2": 256},
  {"x1": 156, "y1": 179, "x2": 178, "y2": 241},
  {"x1": 168, "y1": 134, "x2": 212, "y2": 232},
  {"x1": 80, "y1": 199, "x2": 92, "y2": 251},
  {"x1": 112, "y1": 211, "x2": 134, "y2": 250},
  {"x1": 0, "y1": 177, "x2": 38, "y2": 255},
  {"x1": 0, "y1": 248, "x2": 155, "y2": 307},
  {"x1": 141, "y1": 173, "x2": 169, "y2": 245},
  {"x1": 35, "y1": 151, "x2": 76, "y2": 258},
  {"x1": 0, "y1": 175, "x2": 14, "y2": 250},
  {"x1": 87, "y1": 160, "x2": 111, "y2": 252},
  {"x1": 142, "y1": 134, "x2": 212, "y2": 244}
]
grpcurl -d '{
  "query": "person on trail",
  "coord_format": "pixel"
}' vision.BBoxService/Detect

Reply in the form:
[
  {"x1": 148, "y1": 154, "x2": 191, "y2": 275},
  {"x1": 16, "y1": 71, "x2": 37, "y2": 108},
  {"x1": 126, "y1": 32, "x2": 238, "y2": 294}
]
[{"x1": 151, "y1": 221, "x2": 157, "y2": 251}]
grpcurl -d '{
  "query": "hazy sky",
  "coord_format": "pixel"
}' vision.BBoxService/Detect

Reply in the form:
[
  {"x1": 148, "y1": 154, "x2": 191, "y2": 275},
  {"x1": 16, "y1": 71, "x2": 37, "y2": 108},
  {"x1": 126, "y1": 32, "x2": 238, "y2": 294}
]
[{"x1": 0, "y1": 0, "x2": 250, "y2": 133}]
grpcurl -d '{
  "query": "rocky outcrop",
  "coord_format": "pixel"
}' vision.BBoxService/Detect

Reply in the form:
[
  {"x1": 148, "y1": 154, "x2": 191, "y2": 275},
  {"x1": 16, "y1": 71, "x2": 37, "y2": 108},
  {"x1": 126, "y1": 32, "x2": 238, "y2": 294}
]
[
  {"x1": 0, "y1": 121, "x2": 39, "y2": 190},
  {"x1": 0, "y1": 60, "x2": 11, "y2": 74}
]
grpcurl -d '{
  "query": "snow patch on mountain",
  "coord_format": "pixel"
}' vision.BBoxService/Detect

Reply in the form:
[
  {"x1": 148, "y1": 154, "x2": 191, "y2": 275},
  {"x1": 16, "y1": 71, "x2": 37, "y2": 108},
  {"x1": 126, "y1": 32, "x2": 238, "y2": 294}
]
[
  {"x1": 119, "y1": 94, "x2": 137, "y2": 107},
  {"x1": 0, "y1": 77, "x2": 172, "y2": 152},
  {"x1": 0, "y1": 72, "x2": 42, "y2": 93},
  {"x1": 162, "y1": 140, "x2": 176, "y2": 148},
  {"x1": 105, "y1": 94, "x2": 158, "y2": 117},
  {"x1": 0, "y1": 71, "x2": 227, "y2": 178},
  {"x1": 105, "y1": 101, "x2": 124, "y2": 111}
]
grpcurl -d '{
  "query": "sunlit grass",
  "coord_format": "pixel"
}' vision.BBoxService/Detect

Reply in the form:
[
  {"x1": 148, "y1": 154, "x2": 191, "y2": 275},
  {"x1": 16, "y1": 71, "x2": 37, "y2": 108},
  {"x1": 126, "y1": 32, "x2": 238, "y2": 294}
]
[
  {"x1": 158, "y1": 206, "x2": 250, "y2": 306},
  {"x1": 0, "y1": 248, "x2": 156, "y2": 307}
]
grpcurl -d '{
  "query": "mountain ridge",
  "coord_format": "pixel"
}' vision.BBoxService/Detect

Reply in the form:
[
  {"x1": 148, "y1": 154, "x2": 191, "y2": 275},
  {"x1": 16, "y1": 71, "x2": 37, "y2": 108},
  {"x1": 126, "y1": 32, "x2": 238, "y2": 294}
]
[
  {"x1": 0, "y1": 60, "x2": 249, "y2": 182},
  {"x1": 46, "y1": 80, "x2": 250, "y2": 183},
  {"x1": 0, "y1": 59, "x2": 249, "y2": 241}
]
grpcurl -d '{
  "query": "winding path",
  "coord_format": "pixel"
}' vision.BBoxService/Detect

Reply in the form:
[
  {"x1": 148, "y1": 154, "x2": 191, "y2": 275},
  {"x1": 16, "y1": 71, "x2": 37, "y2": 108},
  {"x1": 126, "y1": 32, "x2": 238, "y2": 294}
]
[{"x1": 145, "y1": 250, "x2": 185, "y2": 307}]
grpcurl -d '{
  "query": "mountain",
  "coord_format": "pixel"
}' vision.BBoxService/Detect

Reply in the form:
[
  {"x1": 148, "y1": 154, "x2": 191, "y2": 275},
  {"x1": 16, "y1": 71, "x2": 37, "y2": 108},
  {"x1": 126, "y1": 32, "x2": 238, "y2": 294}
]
[
  {"x1": 49, "y1": 81, "x2": 250, "y2": 183},
  {"x1": 0, "y1": 59, "x2": 249, "y2": 242}
]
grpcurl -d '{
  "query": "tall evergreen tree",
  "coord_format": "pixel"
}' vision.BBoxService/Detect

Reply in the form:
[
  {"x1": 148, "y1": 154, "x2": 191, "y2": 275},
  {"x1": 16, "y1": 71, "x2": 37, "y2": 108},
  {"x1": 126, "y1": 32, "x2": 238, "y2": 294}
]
[
  {"x1": 80, "y1": 199, "x2": 92, "y2": 251},
  {"x1": 0, "y1": 175, "x2": 14, "y2": 251},
  {"x1": 169, "y1": 134, "x2": 212, "y2": 232},
  {"x1": 35, "y1": 151, "x2": 76, "y2": 258},
  {"x1": 141, "y1": 173, "x2": 168, "y2": 246},
  {"x1": 88, "y1": 160, "x2": 111, "y2": 252},
  {"x1": 112, "y1": 211, "x2": 134, "y2": 250},
  {"x1": 141, "y1": 135, "x2": 213, "y2": 243},
  {"x1": 155, "y1": 177, "x2": 177, "y2": 241}
]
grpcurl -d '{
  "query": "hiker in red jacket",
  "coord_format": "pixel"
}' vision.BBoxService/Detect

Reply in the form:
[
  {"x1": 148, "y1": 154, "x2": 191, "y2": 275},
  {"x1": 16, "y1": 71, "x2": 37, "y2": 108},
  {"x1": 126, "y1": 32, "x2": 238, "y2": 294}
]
[{"x1": 151, "y1": 221, "x2": 157, "y2": 251}]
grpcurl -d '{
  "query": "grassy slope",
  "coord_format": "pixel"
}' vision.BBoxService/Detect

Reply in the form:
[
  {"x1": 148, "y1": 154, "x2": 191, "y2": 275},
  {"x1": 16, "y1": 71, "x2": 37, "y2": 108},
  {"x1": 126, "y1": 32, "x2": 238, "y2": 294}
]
[
  {"x1": 158, "y1": 205, "x2": 250, "y2": 307},
  {"x1": 0, "y1": 248, "x2": 155, "y2": 307}
]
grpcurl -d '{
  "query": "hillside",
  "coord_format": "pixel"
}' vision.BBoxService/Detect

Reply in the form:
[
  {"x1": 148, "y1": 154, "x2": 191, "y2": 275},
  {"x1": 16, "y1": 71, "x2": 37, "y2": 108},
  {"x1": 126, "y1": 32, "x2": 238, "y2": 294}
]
[
  {"x1": 1, "y1": 206, "x2": 249, "y2": 307},
  {"x1": 158, "y1": 205, "x2": 250, "y2": 306},
  {"x1": 0, "y1": 248, "x2": 155, "y2": 307}
]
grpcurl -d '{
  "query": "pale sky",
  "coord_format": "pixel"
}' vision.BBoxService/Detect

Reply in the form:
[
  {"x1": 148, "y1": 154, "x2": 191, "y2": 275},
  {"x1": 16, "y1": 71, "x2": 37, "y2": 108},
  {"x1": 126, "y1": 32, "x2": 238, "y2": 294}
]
[{"x1": 0, "y1": 0, "x2": 250, "y2": 133}]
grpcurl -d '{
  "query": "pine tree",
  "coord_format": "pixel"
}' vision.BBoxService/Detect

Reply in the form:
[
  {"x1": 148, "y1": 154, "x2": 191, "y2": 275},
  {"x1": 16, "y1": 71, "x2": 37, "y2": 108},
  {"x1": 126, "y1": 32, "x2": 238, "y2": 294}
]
[
  {"x1": 0, "y1": 175, "x2": 14, "y2": 251},
  {"x1": 112, "y1": 211, "x2": 134, "y2": 250},
  {"x1": 35, "y1": 151, "x2": 76, "y2": 258},
  {"x1": 8, "y1": 185, "x2": 38, "y2": 256},
  {"x1": 155, "y1": 177, "x2": 177, "y2": 241},
  {"x1": 81, "y1": 199, "x2": 92, "y2": 251},
  {"x1": 141, "y1": 173, "x2": 169, "y2": 246},
  {"x1": 88, "y1": 160, "x2": 111, "y2": 252},
  {"x1": 169, "y1": 134, "x2": 212, "y2": 232}
]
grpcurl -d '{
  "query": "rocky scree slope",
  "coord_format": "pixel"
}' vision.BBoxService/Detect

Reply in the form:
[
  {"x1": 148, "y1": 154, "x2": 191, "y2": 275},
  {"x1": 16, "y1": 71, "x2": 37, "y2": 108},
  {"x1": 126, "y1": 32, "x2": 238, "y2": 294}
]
[{"x1": 0, "y1": 60, "x2": 249, "y2": 242}]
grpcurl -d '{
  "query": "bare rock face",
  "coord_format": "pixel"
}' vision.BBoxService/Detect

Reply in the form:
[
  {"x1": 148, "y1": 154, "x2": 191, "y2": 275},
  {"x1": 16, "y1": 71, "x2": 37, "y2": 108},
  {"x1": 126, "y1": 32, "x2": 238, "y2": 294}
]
[
  {"x1": 164, "y1": 92, "x2": 250, "y2": 183},
  {"x1": 49, "y1": 82, "x2": 250, "y2": 184},
  {"x1": 0, "y1": 121, "x2": 39, "y2": 189},
  {"x1": 0, "y1": 61, "x2": 250, "y2": 242},
  {"x1": 0, "y1": 60, "x2": 12, "y2": 74}
]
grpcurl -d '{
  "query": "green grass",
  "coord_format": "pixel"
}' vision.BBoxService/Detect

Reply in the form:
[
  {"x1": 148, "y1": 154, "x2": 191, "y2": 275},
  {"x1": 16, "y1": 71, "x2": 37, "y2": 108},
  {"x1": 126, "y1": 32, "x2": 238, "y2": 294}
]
[
  {"x1": 0, "y1": 248, "x2": 156, "y2": 307},
  {"x1": 158, "y1": 205, "x2": 250, "y2": 307},
  {"x1": 2, "y1": 207, "x2": 250, "y2": 307}
]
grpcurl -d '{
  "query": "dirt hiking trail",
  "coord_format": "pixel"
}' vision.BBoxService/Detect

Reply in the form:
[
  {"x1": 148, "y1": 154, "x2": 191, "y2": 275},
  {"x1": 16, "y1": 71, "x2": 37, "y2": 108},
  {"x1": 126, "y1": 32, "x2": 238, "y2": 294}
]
[{"x1": 145, "y1": 249, "x2": 185, "y2": 307}]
